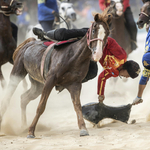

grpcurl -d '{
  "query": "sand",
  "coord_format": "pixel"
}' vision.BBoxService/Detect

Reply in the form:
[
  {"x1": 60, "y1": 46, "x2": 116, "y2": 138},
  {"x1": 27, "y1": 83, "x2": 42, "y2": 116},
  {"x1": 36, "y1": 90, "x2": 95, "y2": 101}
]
[{"x1": 0, "y1": 31, "x2": 150, "y2": 150}]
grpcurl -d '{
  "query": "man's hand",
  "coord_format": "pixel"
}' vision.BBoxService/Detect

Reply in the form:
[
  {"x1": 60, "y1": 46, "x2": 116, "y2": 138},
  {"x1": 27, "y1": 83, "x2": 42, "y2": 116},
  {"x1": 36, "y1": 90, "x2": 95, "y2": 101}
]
[
  {"x1": 132, "y1": 96, "x2": 143, "y2": 105},
  {"x1": 52, "y1": 11, "x2": 60, "y2": 22},
  {"x1": 98, "y1": 95, "x2": 105, "y2": 103}
]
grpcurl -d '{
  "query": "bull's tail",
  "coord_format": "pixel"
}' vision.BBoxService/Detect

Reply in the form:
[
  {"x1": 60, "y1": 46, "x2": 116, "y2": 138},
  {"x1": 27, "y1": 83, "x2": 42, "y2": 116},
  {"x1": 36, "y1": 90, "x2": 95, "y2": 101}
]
[{"x1": 13, "y1": 37, "x2": 36, "y2": 61}]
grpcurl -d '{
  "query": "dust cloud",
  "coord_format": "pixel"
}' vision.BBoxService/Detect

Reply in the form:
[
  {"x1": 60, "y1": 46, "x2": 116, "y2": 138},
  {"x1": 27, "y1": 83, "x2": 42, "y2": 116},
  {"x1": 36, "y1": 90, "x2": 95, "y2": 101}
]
[{"x1": 0, "y1": 31, "x2": 150, "y2": 150}]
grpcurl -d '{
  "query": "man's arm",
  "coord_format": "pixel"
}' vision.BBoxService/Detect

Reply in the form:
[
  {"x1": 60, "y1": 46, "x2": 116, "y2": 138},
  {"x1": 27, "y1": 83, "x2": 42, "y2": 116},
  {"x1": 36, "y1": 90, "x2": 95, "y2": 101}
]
[
  {"x1": 133, "y1": 68, "x2": 149, "y2": 104},
  {"x1": 137, "y1": 84, "x2": 146, "y2": 98},
  {"x1": 133, "y1": 84, "x2": 146, "y2": 105},
  {"x1": 138, "y1": 68, "x2": 150, "y2": 97}
]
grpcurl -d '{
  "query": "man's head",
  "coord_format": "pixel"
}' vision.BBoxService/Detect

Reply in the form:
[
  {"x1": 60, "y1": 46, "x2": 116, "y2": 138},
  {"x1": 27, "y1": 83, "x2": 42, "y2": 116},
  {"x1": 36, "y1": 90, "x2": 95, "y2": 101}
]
[{"x1": 119, "y1": 60, "x2": 141, "y2": 78}]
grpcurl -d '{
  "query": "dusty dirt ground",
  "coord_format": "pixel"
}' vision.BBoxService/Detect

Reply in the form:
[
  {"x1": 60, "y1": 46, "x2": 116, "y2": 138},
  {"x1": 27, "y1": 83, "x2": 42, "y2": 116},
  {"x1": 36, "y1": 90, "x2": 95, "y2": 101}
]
[{"x1": 0, "y1": 32, "x2": 150, "y2": 150}]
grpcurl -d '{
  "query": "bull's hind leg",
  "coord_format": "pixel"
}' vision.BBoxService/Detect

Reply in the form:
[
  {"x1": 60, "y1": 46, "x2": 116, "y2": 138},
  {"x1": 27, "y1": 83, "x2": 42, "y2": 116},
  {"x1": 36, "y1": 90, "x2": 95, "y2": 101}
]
[
  {"x1": 27, "y1": 75, "x2": 56, "y2": 138},
  {"x1": 22, "y1": 78, "x2": 28, "y2": 92},
  {"x1": 21, "y1": 76, "x2": 43, "y2": 128},
  {"x1": 67, "y1": 83, "x2": 89, "y2": 136},
  {"x1": 0, "y1": 61, "x2": 27, "y2": 130}
]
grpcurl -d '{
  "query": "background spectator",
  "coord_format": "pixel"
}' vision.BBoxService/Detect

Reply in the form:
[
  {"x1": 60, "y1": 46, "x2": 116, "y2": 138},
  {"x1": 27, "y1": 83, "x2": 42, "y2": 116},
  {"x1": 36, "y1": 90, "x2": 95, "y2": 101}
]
[
  {"x1": 37, "y1": 0, "x2": 59, "y2": 32},
  {"x1": 16, "y1": 1, "x2": 30, "y2": 44}
]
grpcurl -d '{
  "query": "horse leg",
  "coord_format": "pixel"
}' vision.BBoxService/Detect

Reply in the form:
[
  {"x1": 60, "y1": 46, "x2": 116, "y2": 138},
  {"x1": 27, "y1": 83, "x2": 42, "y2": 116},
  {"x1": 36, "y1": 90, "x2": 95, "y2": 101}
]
[
  {"x1": 27, "y1": 75, "x2": 56, "y2": 138},
  {"x1": 0, "y1": 62, "x2": 27, "y2": 130},
  {"x1": 67, "y1": 83, "x2": 89, "y2": 136},
  {"x1": 21, "y1": 76, "x2": 43, "y2": 128},
  {"x1": 0, "y1": 66, "x2": 6, "y2": 89},
  {"x1": 22, "y1": 78, "x2": 28, "y2": 92},
  {"x1": 9, "y1": 61, "x2": 28, "y2": 92}
]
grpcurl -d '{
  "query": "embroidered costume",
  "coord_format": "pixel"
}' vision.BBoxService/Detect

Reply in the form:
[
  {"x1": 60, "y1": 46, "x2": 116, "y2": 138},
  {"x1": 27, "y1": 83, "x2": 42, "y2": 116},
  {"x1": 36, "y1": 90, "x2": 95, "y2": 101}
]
[{"x1": 98, "y1": 37, "x2": 127, "y2": 96}]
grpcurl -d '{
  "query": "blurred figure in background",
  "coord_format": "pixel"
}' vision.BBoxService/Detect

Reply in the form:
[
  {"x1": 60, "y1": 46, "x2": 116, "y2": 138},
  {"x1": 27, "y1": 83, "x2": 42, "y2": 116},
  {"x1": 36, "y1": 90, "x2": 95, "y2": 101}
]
[
  {"x1": 82, "y1": 2, "x2": 96, "y2": 22},
  {"x1": 99, "y1": 0, "x2": 137, "y2": 50},
  {"x1": 99, "y1": 0, "x2": 111, "y2": 10},
  {"x1": 37, "y1": 0, "x2": 60, "y2": 32},
  {"x1": 17, "y1": 1, "x2": 30, "y2": 44}
]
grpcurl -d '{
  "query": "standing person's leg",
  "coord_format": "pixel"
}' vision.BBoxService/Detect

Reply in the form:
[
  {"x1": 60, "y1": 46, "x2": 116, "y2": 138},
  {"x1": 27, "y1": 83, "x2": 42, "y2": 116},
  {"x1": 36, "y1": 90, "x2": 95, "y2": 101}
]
[
  {"x1": 39, "y1": 20, "x2": 54, "y2": 32},
  {"x1": 124, "y1": 7, "x2": 137, "y2": 50}
]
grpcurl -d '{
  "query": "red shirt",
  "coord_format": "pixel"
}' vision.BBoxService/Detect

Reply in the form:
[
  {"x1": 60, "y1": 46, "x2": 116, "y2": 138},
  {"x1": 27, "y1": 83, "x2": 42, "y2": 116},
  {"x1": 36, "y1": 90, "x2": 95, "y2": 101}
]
[
  {"x1": 99, "y1": 0, "x2": 130, "y2": 12},
  {"x1": 97, "y1": 37, "x2": 127, "y2": 96}
]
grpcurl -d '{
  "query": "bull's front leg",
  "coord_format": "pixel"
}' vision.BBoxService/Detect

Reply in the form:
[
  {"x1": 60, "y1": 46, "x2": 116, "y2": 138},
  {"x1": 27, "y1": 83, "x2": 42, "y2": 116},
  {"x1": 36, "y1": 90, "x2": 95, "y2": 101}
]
[{"x1": 67, "y1": 83, "x2": 89, "y2": 136}]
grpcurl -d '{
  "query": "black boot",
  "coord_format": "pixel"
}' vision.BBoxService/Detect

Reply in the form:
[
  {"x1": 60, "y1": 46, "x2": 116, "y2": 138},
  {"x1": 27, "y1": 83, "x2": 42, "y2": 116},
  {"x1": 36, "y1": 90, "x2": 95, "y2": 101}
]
[{"x1": 33, "y1": 27, "x2": 52, "y2": 41}]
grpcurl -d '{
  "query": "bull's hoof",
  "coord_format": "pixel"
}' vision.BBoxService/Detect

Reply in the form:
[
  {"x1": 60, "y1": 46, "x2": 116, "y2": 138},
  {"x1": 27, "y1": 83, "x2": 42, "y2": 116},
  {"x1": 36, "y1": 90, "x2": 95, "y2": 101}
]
[
  {"x1": 27, "y1": 134, "x2": 35, "y2": 138},
  {"x1": 80, "y1": 129, "x2": 89, "y2": 136}
]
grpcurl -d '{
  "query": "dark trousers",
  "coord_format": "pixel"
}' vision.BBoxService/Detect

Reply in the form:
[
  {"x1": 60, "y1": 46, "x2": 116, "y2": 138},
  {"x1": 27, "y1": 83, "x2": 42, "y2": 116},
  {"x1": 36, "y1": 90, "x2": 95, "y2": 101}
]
[
  {"x1": 40, "y1": 20, "x2": 54, "y2": 32},
  {"x1": 124, "y1": 7, "x2": 137, "y2": 42},
  {"x1": 11, "y1": 22, "x2": 18, "y2": 43},
  {"x1": 49, "y1": 28, "x2": 88, "y2": 41}
]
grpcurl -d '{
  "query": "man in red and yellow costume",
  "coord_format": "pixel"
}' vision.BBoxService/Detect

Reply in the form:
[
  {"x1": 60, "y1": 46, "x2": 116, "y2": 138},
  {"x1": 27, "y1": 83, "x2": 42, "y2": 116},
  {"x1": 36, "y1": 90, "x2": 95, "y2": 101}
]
[{"x1": 98, "y1": 37, "x2": 129, "y2": 101}]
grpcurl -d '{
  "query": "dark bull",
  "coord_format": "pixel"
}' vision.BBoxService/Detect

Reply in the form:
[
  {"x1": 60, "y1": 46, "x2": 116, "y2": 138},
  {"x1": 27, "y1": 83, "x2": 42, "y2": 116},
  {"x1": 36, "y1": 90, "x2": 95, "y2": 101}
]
[{"x1": 82, "y1": 101, "x2": 141, "y2": 124}]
